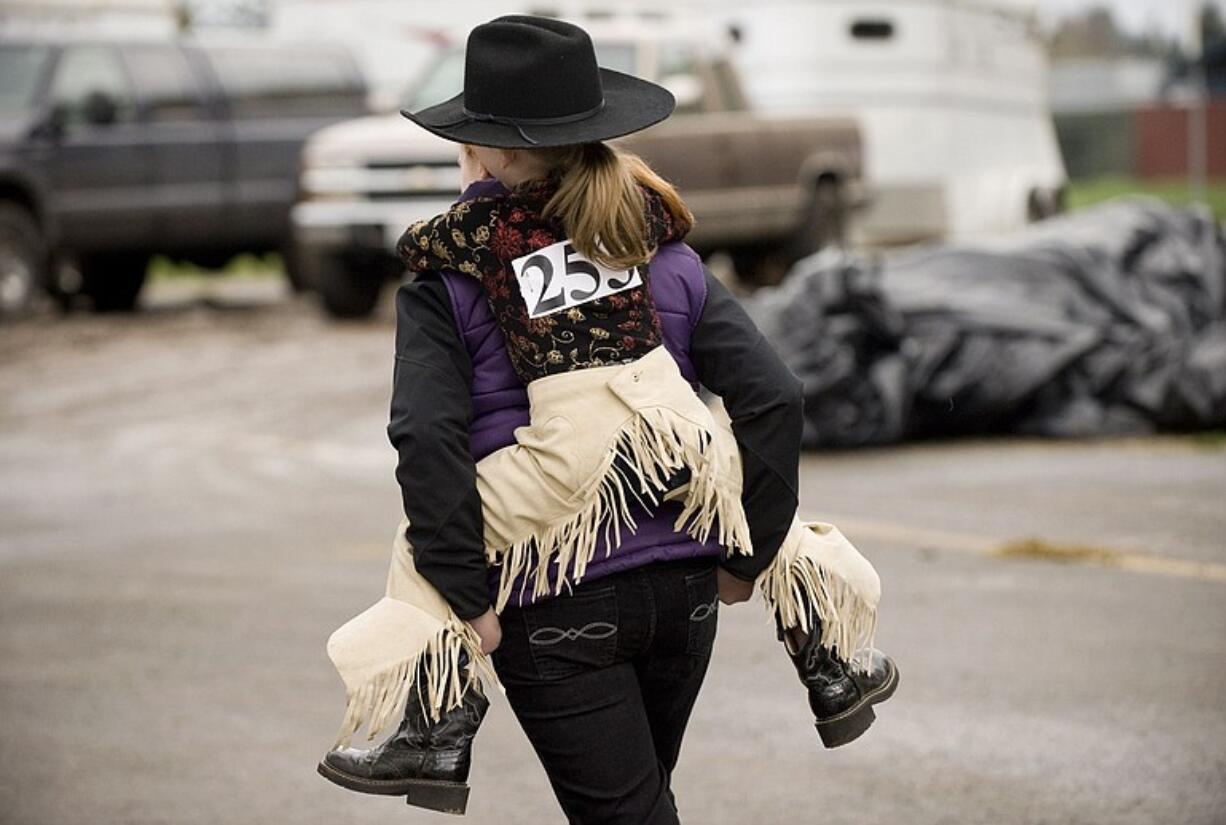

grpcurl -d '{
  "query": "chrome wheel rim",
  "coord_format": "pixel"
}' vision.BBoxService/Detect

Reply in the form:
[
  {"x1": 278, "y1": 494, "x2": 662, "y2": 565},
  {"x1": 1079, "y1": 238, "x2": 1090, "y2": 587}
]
[{"x1": 0, "y1": 244, "x2": 34, "y2": 315}]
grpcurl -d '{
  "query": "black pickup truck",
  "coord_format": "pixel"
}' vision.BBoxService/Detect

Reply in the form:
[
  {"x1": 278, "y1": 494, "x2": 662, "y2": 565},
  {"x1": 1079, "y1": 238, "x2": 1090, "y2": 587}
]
[{"x1": 0, "y1": 38, "x2": 368, "y2": 317}]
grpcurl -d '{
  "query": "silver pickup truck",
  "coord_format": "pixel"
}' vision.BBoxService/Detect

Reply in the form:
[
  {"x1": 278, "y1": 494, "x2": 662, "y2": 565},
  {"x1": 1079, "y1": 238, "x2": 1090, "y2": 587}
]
[{"x1": 292, "y1": 32, "x2": 863, "y2": 317}]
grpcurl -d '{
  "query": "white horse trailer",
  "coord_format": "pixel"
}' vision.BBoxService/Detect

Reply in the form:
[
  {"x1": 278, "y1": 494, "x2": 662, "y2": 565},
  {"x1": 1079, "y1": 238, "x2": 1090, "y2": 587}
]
[{"x1": 716, "y1": 0, "x2": 1067, "y2": 246}]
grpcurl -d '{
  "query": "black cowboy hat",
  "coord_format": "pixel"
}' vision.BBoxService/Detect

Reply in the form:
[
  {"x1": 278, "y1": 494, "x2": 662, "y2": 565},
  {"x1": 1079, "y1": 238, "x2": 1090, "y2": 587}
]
[{"x1": 400, "y1": 15, "x2": 675, "y2": 149}]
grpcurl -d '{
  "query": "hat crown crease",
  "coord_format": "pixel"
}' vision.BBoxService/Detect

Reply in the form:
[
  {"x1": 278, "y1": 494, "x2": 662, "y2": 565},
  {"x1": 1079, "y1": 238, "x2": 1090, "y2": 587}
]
[{"x1": 463, "y1": 18, "x2": 604, "y2": 122}]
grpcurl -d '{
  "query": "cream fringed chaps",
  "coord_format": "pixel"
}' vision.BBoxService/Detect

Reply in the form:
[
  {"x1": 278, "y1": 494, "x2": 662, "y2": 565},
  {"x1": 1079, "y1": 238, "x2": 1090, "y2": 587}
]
[
  {"x1": 326, "y1": 346, "x2": 881, "y2": 747},
  {"x1": 475, "y1": 347, "x2": 753, "y2": 612},
  {"x1": 326, "y1": 524, "x2": 497, "y2": 749},
  {"x1": 327, "y1": 347, "x2": 749, "y2": 748},
  {"x1": 706, "y1": 403, "x2": 882, "y2": 674},
  {"x1": 757, "y1": 519, "x2": 881, "y2": 673}
]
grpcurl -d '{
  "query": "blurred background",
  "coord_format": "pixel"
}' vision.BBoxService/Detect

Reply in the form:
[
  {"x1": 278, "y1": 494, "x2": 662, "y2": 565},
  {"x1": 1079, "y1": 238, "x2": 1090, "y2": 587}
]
[{"x1": 1, "y1": 1, "x2": 1224, "y2": 824}]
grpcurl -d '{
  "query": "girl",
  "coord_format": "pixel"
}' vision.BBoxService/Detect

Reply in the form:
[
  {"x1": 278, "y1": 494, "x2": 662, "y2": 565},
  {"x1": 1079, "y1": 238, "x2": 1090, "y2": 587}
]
[{"x1": 319, "y1": 15, "x2": 895, "y2": 821}]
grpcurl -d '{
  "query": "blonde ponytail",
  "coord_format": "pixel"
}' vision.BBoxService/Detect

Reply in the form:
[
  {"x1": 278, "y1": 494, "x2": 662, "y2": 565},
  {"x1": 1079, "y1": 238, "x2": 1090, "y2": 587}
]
[{"x1": 538, "y1": 143, "x2": 694, "y2": 271}]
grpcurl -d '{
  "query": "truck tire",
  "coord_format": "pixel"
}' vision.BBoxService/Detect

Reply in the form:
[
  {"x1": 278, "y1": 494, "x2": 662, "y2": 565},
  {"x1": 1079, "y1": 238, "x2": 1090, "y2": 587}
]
[
  {"x1": 734, "y1": 177, "x2": 849, "y2": 289},
  {"x1": 730, "y1": 244, "x2": 791, "y2": 288},
  {"x1": 1027, "y1": 186, "x2": 1066, "y2": 222},
  {"x1": 0, "y1": 203, "x2": 45, "y2": 320},
  {"x1": 317, "y1": 260, "x2": 384, "y2": 319},
  {"x1": 281, "y1": 239, "x2": 308, "y2": 293},
  {"x1": 793, "y1": 176, "x2": 847, "y2": 259},
  {"x1": 80, "y1": 251, "x2": 149, "y2": 312}
]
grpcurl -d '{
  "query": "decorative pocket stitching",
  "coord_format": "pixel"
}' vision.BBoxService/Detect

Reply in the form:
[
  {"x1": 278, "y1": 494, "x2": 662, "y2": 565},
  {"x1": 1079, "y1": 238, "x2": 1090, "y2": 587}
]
[
  {"x1": 688, "y1": 598, "x2": 717, "y2": 623},
  {"x1": 683, "y1": 568, "x2": 719, "y2": 656},
  {"x1": 523, "y1": 587, "x2": 619, "y2": 680},
  {"x1": 529, "y1": 622, "x2": 618, "y2": 646}
]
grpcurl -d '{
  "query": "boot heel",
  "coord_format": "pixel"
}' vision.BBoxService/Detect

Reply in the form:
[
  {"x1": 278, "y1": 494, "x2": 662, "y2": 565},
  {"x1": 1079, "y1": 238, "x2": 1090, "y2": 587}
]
[
  {"x1": 405, "y1": 780, "x2": 470, "y2": 816},
  {"x1": 816, "y1": 704, "x2": 875, "y2": 749}
]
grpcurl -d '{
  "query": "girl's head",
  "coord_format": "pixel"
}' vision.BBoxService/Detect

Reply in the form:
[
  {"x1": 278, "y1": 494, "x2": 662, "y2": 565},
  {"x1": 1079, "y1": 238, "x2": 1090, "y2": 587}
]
[
  {"x1": 464, "y1": 142, "x2": 693, "y2": 271},
  {"x1": 405, "y1": 15, "x2": 688, "y2": 268}
]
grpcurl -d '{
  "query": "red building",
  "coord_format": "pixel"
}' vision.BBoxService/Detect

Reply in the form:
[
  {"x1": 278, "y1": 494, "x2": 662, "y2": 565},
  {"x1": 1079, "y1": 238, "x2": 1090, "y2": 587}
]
[{"x1": 1136, "y1": 102, "x2": 1226, "y2": 179}]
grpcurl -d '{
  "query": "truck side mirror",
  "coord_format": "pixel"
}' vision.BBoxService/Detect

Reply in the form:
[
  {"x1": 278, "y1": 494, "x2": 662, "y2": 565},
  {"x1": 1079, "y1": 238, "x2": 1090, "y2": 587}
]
[
  {"x1": 661, "y1": 74, "x2": 703, "y2": 113},
  {"x1": 82, "y1": 90, "x2": 118, "y2": 126},
  {"x1": 34, "y1": 103, "x2": 68, "y2": 140}
]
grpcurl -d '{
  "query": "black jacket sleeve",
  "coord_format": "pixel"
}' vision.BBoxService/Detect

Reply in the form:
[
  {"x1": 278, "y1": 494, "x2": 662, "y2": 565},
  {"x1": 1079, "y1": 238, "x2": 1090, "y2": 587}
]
[
  {"x1": 386, "y1": 273, "x2": 491, "y2": 620},
  {"x1": 690, "y1": 268, "x2": 805, "y2": 581}
]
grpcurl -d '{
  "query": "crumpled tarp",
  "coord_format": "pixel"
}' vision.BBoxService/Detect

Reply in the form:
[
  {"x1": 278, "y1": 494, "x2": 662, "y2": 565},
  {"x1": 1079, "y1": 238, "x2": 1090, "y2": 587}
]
[{"x1": 746, "y1": 198, "x2": 1226, "y2": 447}]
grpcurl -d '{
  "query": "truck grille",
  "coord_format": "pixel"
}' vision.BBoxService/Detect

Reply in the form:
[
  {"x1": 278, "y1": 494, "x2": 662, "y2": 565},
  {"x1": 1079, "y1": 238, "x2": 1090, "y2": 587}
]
[{"x1": 302, "y1": 161, "x2": 461, "y2": 200}]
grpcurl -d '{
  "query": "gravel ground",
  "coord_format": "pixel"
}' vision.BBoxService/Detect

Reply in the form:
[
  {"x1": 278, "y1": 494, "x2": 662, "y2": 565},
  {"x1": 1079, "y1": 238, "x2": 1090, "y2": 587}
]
[{"x1": 1, "y1": 278, "x2": 1224, "y2": 825}]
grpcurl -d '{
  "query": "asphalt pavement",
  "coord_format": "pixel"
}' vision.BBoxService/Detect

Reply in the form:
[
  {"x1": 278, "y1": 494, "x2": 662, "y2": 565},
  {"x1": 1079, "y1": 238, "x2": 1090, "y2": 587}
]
[{"x1": 1, "y1": 279, "x2": 1223, "y2": 825}]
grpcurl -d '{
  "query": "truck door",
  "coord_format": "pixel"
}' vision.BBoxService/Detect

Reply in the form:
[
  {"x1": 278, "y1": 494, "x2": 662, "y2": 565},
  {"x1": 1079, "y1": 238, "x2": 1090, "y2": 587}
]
[
  {"x1": 44, "y1": 44, "x2": 153, "y2": 253},
  {"x1": 120, "y1": 44, "x2": 226, "y2": 255},
  {"x1": 201, "y1": 45, "x2": 367, "y2": 251}
]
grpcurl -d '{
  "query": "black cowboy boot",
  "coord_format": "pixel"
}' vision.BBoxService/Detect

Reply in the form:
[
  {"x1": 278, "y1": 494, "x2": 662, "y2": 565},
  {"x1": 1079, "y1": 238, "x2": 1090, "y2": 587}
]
[
  {"x1": 783, "y1": 614, "x2": 900, "y2": 749},
  {"x1": 317, "y1": 678, "x2": 490, "y2": 815}
]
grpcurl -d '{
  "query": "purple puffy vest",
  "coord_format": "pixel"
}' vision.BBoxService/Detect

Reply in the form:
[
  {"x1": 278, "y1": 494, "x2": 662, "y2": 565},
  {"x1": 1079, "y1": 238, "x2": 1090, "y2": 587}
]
[{"x1": 439, "y1": 241, "x2": 723, "y2": 607}]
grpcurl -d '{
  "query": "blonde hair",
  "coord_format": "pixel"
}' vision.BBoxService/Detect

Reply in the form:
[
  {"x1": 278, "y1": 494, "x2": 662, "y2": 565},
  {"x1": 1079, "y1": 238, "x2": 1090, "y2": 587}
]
[{"x1": 535, "y1": 143, "x2": 694, "y2": 271}]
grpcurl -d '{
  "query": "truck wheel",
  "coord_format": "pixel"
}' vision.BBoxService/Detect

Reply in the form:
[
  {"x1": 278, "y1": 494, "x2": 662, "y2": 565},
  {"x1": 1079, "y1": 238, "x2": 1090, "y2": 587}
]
[
  {"x1": 317, "y1": 260, "x2": 384, "y2": 318},
  {"x1": 792, "y1": 177, "x2": 847, "y2": 260},
  {"x1": 280, "y1": 239, "x2": 308, "y2": 293},
  {"x1": 731, "y1": 244, "x2": 791, "y2": 289},
  {"x1": 0, "y1": 203, "x2": 45, "y2": 320},
  {"x1": 732, "y1": 178, "x2": 846, "y2": 289},
  {"x1": 1027, "y1": 186, "x2": 1066, "y2": 222},
  {"x1": 80, "y1": 252, "x2": 149, "y2": 312}
]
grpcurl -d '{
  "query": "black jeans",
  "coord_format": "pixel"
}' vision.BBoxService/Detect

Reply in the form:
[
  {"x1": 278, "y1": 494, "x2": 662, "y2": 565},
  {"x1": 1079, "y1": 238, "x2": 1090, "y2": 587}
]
[{"x1": 492, "y1": 556, "x2": 720, "y2": 825}]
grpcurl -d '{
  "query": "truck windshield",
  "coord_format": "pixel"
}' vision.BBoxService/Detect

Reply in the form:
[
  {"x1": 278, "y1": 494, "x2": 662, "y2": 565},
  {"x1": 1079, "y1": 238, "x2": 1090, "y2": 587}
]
[
  {"x1": 402, "y1": 48, "x2": 465, "y2": 113},
  {"x1": 401, "y1": 43, "x2": 639, "y2": 114},
  {"x1": 0, "y1": 45, "x2": 50, "y2": 111}
]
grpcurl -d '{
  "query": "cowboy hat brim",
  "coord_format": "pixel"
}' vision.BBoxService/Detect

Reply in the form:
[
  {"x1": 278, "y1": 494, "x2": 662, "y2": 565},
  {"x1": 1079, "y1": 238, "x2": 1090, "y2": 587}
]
[{"x1": 400, "y1": 67, "x2": 675, "y2": 149}]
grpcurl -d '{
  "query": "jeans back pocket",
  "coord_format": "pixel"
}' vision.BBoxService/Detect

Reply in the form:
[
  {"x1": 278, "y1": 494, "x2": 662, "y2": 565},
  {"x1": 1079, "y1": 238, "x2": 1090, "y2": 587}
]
[
  {"x1": 524, "y1": 586, "x2": 619, "y2": 681},
  {"x1": 684, "y1": 566, "x2": 719, "y2": 657}
]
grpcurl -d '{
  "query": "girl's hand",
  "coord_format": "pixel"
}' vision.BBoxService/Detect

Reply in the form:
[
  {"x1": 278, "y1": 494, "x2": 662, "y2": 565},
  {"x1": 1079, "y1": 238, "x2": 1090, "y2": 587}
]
[
  {"x1": 468, "y1": 607, "x2": 502, "y2": 654},
  {"x1": 458, "y1": 145, "x2": 492, "y2": 191},
  {"x1": 717, "y1": 567, "x2": 755, "y2": 605}
]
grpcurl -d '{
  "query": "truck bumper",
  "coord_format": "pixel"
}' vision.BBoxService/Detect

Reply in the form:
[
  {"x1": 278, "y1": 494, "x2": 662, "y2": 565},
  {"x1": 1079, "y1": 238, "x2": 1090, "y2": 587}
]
[
  {"x1": 291, "y1": 198, "x2": 456, "y2": 251},
  {"x1": 851, "y1": 182, "x2": 948, "y2": 248},
  {"x1": 290, "y1": 198, "x2": 456, "y2": 288}
]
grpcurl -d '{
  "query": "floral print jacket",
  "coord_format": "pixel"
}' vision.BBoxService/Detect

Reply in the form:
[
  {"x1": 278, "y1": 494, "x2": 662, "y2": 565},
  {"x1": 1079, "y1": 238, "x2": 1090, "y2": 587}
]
[{"x1": 396, "y1": 174, "x2": 687, "y2": 385}]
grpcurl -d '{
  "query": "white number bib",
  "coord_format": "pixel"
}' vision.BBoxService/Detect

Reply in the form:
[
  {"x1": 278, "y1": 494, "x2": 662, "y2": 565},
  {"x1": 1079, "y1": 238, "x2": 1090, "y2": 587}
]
[{"x1": 511, "y1": 240, "x2": 645, "y2": 319}]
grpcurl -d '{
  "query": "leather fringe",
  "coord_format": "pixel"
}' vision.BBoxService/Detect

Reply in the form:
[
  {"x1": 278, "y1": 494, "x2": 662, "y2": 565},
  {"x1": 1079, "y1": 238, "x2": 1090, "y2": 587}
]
[
  {"x1": 759, "y1": 532, "x2": 879, "y2": 674},
  {"x1": 331, "y1": 619, "x2": 496, "y2": 750},
  {"x1": 491, "y1": 405, "x2": 752, "y2": 613}
]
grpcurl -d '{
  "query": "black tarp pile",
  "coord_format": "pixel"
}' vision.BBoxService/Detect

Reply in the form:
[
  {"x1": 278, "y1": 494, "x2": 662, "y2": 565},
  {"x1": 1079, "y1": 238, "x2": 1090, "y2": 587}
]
[{"x1": 747, "y1": 198, "x2": 1226, "y2": 447}]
